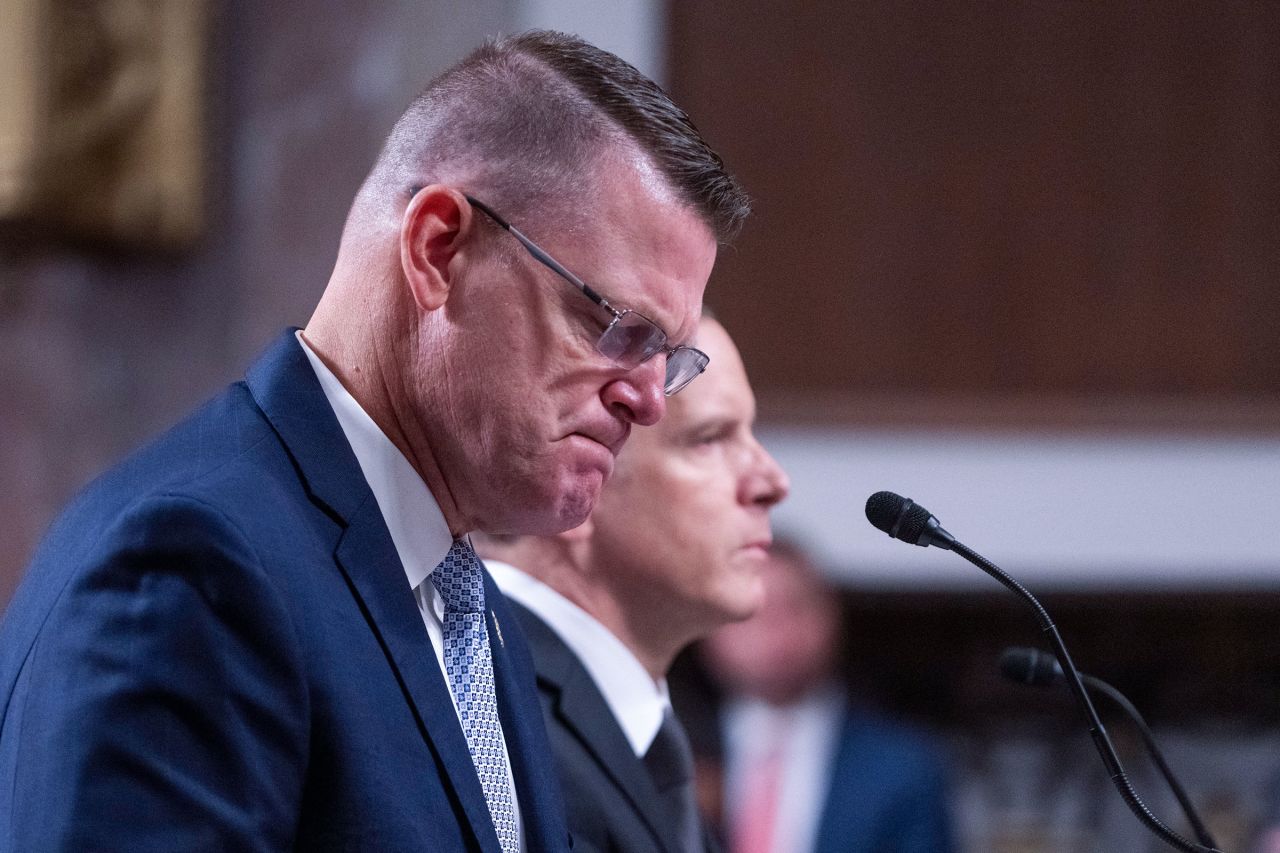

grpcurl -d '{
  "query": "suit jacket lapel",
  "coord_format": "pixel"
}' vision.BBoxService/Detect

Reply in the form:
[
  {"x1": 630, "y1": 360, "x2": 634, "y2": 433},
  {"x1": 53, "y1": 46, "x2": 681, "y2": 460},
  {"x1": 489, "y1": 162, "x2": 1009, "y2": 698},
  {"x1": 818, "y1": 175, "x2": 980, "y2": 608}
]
[
  {"x1": 509, "y1": 600, "x2": 678, "y2": 852},
  {"x1": 245, "y1": 330, "x2": 501, "y2": 853},
  {"x1": 334, "y1": 500, "x2": 501, "y2": 851}
]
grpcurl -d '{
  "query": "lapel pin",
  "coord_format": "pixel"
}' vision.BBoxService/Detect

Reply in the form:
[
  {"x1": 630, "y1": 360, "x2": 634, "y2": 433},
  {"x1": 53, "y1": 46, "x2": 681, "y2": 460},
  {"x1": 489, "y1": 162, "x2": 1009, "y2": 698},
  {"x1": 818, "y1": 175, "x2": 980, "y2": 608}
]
[{"x1": 491, "y1": 611, "x2": 505, "y2": 648}]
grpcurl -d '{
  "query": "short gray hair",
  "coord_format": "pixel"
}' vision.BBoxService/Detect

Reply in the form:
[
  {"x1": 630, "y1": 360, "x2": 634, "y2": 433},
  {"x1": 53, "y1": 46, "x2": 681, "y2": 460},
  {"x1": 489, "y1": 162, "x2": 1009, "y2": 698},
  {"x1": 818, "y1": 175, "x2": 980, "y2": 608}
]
[{"x1": 368, "y1": 30, "x2": 750, "y2": 243}]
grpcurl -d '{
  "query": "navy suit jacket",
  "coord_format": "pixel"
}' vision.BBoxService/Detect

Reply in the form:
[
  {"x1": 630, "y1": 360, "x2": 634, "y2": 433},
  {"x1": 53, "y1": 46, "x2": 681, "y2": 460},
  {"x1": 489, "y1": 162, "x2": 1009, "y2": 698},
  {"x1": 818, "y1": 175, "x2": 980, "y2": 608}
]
[
  {"x1": 509, "y1": 600, "x2": 714, "y2": 853},
  {"x1": 0, "y1": 331, "x2": 569, "y2": 851},
  {"x1": 810, "y1": 710, "x2": 954, "y2": 853}
]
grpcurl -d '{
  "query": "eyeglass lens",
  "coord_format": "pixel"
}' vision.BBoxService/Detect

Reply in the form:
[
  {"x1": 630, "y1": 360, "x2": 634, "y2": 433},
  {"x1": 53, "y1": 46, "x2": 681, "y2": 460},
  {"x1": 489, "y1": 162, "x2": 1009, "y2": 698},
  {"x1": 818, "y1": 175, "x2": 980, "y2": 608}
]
[
  {"x1": 597, "y1": 313, "x2": 707, "y2": 395},
  {"x1": 596, "y1": 312, "x2": 666, "y2": 365},
  {"x1": 663, "y1": 349, "x2": 709, "y2": 395}
]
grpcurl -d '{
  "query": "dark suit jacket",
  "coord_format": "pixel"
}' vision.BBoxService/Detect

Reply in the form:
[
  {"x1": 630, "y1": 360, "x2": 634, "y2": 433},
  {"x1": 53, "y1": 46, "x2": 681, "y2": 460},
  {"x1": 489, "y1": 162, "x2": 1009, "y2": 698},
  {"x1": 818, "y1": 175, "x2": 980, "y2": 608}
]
[
  {"x1": 509, "y1": 600, "x2": 710, "y2": 853},
  {"x1": 0, "y1": 331, "x2": 569, "y2": 851},
  {"x1": 810, "y1": 710, "x2": 954, "y2": 853}
]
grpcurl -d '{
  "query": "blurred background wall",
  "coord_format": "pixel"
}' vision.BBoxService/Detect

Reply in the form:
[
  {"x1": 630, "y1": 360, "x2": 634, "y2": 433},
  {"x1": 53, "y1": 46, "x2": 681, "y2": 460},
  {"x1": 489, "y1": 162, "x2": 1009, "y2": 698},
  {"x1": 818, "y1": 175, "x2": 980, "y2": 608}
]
[
  {"x1": 665, "y1": 0, "x2": 1280, "y2": 590},
  {"x1": 2, "y1": 1, "x2": 1278, "y2": 850}
]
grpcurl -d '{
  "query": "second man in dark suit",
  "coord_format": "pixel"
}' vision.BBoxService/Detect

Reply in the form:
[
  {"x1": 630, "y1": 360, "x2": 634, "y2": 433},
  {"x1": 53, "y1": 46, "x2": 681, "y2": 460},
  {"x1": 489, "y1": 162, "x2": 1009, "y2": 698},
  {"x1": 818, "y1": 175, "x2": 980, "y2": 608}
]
[{"x1": 477, "y1": 315, "x2": 789, "y2": 852}]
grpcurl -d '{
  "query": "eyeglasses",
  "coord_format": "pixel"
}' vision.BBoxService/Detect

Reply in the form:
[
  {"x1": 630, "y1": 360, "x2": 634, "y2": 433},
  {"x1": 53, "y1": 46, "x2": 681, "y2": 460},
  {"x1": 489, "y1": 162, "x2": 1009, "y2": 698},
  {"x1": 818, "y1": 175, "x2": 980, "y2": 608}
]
[{"x1": 464, "y1": 195, "x2": 709, "y2": 396}]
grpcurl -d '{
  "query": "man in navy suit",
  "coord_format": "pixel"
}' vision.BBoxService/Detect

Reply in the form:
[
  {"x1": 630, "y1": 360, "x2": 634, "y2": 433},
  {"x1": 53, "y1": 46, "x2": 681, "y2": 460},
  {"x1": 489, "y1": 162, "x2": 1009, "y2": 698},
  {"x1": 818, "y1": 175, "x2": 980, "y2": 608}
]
[
  {"x1": 477, "y1": 315, "x2": 790, "y2": 853},
  {"x1": 700, "y1": 542, "x2": 956, "y2": 853},
  {"x1": 0, "y1": 31, "x2": 748, "y2": 851}
]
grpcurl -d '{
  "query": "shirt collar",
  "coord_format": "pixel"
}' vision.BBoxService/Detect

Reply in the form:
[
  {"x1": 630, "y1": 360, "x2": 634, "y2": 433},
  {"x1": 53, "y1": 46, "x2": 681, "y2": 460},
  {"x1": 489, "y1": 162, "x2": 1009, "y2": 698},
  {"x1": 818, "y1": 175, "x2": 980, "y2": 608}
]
[
  {"x1": 297, "y1": 331, "x2": 454, "y2": 589},
  {"x1": 723, "y1": 685, "x2": 846, "y2": 757},
  {"x1": 487, "y1": 560, "x2": 669, "y2": 756}
]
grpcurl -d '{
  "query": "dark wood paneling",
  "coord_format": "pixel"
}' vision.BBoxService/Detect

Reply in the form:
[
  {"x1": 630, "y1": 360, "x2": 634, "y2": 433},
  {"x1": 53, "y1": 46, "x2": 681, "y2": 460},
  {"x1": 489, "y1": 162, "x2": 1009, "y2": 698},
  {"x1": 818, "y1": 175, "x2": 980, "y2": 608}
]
[{"x1": 669, "y1": 2, "x2": 1280, "y2": 427}]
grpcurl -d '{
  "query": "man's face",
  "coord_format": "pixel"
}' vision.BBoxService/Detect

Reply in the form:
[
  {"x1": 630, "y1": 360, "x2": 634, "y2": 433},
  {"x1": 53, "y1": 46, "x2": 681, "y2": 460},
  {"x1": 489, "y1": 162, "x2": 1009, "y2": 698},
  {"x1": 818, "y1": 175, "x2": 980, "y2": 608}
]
[
  {"x1": 585, "y1": 319, "x2": 790, "y2": 645},
  {"x1": 434, "y1": 156, "x2": 718, "y2": 536}
]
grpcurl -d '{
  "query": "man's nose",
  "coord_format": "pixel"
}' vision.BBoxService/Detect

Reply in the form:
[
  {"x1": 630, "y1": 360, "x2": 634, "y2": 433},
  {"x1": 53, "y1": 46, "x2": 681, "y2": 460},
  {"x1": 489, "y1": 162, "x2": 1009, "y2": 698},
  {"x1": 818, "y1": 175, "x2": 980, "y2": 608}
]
[{"x1": 601, "y1": 357, "x2": 667, "y2": 426}]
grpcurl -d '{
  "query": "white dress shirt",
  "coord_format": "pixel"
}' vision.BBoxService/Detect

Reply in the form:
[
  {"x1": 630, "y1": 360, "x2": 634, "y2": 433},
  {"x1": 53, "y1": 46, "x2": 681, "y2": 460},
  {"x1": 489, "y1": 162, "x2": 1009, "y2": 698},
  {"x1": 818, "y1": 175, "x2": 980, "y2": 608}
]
[
  {"x1": 721, "y1": 687, "x2": 845, "y2": 853},
  {"x1": 298, "y1": 332, "x2": 523, "y2": 848},
  {"x1": 487, "y1": 559, "x2": 670, "y2": 757}
]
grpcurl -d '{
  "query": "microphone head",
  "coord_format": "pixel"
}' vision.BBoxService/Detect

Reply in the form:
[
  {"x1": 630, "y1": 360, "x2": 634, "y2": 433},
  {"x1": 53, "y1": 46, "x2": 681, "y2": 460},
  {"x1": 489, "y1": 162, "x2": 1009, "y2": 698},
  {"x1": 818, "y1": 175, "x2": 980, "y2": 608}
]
[
  {"x1": 999, "y1": 646, "x2": 1062, "y2": 687},
  {"x1": 865, "y1": 491, "x2": 933, "y2": 545}
]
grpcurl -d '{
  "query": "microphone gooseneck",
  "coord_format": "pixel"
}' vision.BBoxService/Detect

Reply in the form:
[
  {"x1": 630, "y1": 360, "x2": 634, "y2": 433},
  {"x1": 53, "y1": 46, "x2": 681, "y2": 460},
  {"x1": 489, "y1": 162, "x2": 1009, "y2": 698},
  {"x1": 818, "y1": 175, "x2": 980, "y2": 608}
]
[
  {"x1": 866, "y1": 491, "x2": 1222, "y2": 853},
  {"x1": 1000, "y1": 646, "x2": 1219, "y2": 850}
]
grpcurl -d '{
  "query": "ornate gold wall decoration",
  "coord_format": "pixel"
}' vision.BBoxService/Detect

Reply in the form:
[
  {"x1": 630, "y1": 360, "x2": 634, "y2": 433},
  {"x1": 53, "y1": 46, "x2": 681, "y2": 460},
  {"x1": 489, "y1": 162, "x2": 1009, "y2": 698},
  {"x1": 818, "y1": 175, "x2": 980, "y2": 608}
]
[{"x1": 0, "y1": 0, "x2": 206, "y2": 248}]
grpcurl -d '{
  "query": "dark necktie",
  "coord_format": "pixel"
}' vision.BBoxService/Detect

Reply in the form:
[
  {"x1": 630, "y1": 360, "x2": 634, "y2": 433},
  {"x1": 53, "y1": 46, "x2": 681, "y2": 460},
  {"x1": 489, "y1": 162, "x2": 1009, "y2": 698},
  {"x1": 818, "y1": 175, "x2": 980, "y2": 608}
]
[
  {"x1": 431, "y1": 539, "x2": 519, "y2": 853},
  {"x1": 644, "y1": 708, "x2": 702, "y2": 853}
]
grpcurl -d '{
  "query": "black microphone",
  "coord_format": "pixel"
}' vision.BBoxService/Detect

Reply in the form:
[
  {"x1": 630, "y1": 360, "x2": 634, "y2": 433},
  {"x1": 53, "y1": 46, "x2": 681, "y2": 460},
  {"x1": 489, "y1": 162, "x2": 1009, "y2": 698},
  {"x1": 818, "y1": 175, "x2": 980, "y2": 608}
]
[
  {"x1": 864, "y1": 490, "x2": 1222, "y2": 853},
  {"x1": 1000, "y1": 647, "x2": 1218, "y2": 850},
  {"x1": 1000, "y1": 645, "x2": 1062, "y2": 685},
  {"x1": 865, "y1": 491, "x2": 956, "y2": 550}
]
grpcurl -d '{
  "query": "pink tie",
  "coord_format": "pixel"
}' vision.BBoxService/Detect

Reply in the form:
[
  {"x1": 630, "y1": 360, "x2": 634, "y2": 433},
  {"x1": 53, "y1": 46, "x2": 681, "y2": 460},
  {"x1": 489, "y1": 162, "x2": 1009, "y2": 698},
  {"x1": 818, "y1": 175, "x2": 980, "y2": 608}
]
[{"x1": 732, "y1": 720, "x2": 787, "y2": 853}]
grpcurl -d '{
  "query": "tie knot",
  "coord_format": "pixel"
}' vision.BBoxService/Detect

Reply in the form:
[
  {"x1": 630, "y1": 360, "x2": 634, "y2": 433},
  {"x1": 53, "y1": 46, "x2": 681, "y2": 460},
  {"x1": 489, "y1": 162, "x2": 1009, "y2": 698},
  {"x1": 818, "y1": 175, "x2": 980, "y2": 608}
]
[{"x1": 431, "y1": 539, "x2": 485, "y2": 613}]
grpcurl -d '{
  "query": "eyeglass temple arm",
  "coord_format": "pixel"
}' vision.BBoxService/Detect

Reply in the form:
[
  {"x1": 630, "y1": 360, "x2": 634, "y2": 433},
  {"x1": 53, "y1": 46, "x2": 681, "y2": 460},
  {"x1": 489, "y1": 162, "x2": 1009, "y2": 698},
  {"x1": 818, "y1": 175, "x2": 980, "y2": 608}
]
[{"x1": 463, "y1": 195, "x2": 614, "y2": 313}]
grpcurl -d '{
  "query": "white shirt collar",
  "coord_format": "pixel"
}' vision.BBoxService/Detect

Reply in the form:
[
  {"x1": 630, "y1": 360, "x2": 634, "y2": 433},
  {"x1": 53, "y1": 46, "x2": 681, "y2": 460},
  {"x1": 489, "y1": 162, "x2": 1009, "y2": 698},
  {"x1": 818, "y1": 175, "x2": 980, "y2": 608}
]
[
  {"x1": 487, "y1": 559, "x2": 669, "y2": 756},
  {"x1": 296, "y1": 331, "x2": 454, "y2": 589}
]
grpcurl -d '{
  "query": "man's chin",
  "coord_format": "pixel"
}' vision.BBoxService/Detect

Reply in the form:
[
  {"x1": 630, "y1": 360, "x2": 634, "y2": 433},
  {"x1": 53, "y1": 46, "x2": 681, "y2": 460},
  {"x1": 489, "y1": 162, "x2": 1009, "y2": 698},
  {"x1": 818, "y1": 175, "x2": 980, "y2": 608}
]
[
  {"x1": 558, "y1": 479, "x2": 603, "y2": 528},
  {"x1": 521, "y1": 473, "x2": 603, "y2": 536},
  {"x1": 721, "y1": 572, "x2": 767, "y2": 623},
  {"x1": 564, "y1": 434, "x2": 617, "y2": 481}
]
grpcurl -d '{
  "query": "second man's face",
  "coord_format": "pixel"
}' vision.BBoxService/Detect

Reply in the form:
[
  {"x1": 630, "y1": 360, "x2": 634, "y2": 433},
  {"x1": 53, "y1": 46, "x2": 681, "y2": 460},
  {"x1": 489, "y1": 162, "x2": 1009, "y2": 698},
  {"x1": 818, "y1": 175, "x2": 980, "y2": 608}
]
[{"x1": 586, "y1": 319, "x2": 790, "y2": 640}]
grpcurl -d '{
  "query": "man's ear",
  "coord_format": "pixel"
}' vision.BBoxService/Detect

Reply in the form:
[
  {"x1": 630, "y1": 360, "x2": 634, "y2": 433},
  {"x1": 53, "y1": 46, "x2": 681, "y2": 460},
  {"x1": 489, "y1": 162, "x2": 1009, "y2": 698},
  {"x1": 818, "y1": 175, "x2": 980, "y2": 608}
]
[
  {"x1": 555, "y1": 515, "x2": 595, "y2": 544},
  {"x1": 401, "y1": 185, "x2": 474, "y2": 313}
]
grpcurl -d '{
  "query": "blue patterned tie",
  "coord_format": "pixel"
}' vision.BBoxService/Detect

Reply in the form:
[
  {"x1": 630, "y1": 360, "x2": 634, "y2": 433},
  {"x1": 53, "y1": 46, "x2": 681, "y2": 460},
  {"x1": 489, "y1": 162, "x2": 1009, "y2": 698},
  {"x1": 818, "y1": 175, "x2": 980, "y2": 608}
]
[{"x1": 432, "y1": 539, "x2": 519, "y2": 852}]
